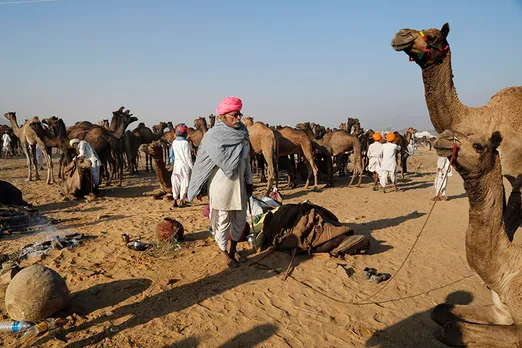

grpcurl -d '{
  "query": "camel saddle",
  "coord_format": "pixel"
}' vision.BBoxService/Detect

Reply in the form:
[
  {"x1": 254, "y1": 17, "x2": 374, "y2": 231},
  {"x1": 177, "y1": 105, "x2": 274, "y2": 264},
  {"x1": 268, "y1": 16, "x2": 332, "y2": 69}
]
[{"x1": 261, "y1": 203, "x2": 369, "y2": 256}]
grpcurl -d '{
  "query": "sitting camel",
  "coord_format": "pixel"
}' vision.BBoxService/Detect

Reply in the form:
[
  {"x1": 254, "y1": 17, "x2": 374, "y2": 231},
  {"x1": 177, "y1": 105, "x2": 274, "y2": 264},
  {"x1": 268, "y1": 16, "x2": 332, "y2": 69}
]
[
  {"x1": 62, "y1": 157, "x2": 94, "y2": 199},
  {"x1": 432, "y1": 129, "x2": 522, "y2": 347}
]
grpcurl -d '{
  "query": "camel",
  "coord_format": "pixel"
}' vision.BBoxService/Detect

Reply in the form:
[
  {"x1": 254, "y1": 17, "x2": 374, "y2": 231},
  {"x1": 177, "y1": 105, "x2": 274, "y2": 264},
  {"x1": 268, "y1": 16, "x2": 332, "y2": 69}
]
[
  {"x1": 296, "y1": 123, "x2": 360, "y2": 186},
  {"x1": 62, "y1": 157, "x2": 94, "y2": 199},
  {"x1": 208, "y1": 114, "x2": 216, "y2": 128},
  {"x1": 144, "y1": 141, "x2": 173, "y2": 199},
  {"x1": 4, "y1": 112, "x2": 54, "y2": 184},
  {"x1": 186, "y1": 117, "x2": 208, "y2": 155},
  {"x1": 241, "y1": 117, "x2": 279, "y2": 195},
  {"x1": 99, "y1": 119, "x2": 110, "y2": 129},
  {"x1": 30, "y1": 117, "x2": 71, "y2": 179},
  {"x1": 152, "y1": 122, "x2": 174, "y2": 164},
  {"x1": 431, "y1": 130, "x2": 522, "y2": 347},
  {"x1": 132, "y1": 122, "x2": 163, "y2": 172},
  {"x1": 66, "y1": 107, "x2": 137, "y2": 186},
  {"x1": 347, "y1": 117, "x2": 359, "y2": 134},
  {"x1": 391, "y1": 23, "x2": 522, "y2": 240},
  {"x1": 275, "y1": 127, "x2": 319, "y2": 189}
]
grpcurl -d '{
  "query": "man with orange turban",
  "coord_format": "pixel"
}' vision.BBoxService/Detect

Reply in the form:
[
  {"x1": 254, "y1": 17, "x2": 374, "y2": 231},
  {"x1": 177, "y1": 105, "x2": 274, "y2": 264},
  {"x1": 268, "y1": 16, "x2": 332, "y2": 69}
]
[
  {"x1": 367, "y1": 132, "x2": 385, "y2": 190},
  {"x1": 379, "y1": 132, "x2": 400, "y2": 192}
]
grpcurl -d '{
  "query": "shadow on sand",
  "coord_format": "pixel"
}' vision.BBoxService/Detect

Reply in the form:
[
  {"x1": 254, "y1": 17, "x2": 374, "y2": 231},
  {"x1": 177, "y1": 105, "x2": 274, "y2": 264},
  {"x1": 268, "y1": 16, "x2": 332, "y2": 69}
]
[
  {"x1": 35, "y1": 252, "x2": 305, "y2": 347},
  {"x1": 366, "y1": 291, "x2": 473, "y2": 348}
]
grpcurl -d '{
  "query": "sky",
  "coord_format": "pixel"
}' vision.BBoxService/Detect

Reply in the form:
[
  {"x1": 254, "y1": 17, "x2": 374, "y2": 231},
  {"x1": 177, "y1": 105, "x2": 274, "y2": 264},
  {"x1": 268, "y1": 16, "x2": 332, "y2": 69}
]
[{"x1": 1, "y1": 0, "x2": 521, "y2": 131}]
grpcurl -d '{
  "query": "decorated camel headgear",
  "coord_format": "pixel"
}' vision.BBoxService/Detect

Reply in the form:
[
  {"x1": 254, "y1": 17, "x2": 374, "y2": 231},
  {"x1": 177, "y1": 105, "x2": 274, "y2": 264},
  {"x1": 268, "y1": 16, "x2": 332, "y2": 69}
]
[
  {"x1": 372, "y1": 132, "x2": 382, "y2": 141},
  {"x1": 385, "y1": 132, "x2": 396, "y2": 142},
  {"x1": 216, "y1": 96, "x2": 243, "y2": 116},
  {"x1": 176, "y1": 123, "x2": 188, "y2": 136},
  {"x1": 69, "y1": 139, "x2": 81, "y2": 147}
]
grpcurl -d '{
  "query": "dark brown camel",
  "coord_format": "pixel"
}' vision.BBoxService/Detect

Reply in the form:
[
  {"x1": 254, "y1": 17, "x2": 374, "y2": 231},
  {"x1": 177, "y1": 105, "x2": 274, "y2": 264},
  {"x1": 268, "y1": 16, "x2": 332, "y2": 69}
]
[{"x1": 144, "y1": 141, "x2": 172, "y2": 199}]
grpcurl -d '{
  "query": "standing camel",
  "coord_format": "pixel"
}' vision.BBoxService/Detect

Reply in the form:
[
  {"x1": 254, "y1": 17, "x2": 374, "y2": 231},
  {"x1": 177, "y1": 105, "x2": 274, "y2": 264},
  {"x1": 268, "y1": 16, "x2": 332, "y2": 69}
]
[
  {"x1": 4, "y1": 112, "x2": 54, "y2": 184},
  {"x1": 391, "y1": 23, "x2": 522, "y2": 240},
  {"x1": 133, "y1": 122, "x2": 163, "y2": 172},
  {"x1": 432, "y1": 130, "x2": 522, "y2": 347},
  {"x1": 392, "y1": 127, "x2": 417, "y2": 179},
  {"x1": 242, "y1": 117, "x2": 279, "y2": 195},
  {"x1": 186, "y1": 117, "x2": 208, "y2": 155},
  {"x1": 41, "y1": 116, "x2": 73, "y2": 179}
]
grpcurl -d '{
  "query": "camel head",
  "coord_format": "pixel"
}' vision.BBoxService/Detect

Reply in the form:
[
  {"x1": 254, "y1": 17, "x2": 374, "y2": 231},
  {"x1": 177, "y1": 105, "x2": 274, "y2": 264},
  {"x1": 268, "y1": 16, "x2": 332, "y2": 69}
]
[
  {"x1": 391, "y1": 23, "x2": 450, "y2": 68},
  {"x1": 28, "y1": 120, "x2": 48, "y2": 139},
  {"x1": 144, "y1": 141, "x2": 163, "y2": 159},
  {"x1": 242, "y1": 117, "x2": 254, "y2": 127},
  {"x1": 42, "y1": 117, "x2": 67, "y2": 142},
  {"x1": 434, "y1": 130, "x2": 502, "y2": 177},
  {"x1": 339, "y1": 123, "x2": 347, "y2": 130},
  {"x1": 4, "y1": 112, "x2": 16, "y2": 122},
  {"x1": 194, "y1": 117, "x2": 207, "y2": 130}
]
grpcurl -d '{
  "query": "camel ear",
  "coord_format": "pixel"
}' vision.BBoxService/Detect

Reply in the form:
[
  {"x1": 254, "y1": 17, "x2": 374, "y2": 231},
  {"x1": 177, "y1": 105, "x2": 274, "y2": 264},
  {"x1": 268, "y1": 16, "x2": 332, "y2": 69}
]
[
  {"x1": 441, "y1": 23, "x2": 450, "y2": 39},
  {"x1": 490, "y1": 131, "x2": 502, "y2": 150}
]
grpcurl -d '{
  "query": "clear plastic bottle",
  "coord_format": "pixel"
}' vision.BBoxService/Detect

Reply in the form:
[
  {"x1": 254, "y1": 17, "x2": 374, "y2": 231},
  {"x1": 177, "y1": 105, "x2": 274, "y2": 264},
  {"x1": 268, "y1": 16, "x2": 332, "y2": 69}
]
[
  {"x1": 22, "y1": 319, "x2": 58, "y2": 338},
  {"x1": 0, "y1": 321, "x2": 32, "y2": 333}
]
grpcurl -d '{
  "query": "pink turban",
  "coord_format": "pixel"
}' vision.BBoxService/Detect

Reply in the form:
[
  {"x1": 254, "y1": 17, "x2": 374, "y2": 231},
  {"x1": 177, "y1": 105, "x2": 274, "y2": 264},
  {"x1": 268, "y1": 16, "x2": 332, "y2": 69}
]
[{"x1": 216, "y1": 96, "x2": 243, "y2": 116}]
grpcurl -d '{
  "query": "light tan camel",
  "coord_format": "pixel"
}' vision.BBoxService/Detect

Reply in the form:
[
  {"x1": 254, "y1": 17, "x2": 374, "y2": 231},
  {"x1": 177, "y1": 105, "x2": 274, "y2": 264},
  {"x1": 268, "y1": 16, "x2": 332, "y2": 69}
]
[
  {"x1": 242, "y1": 117, "x2": 279, "y2": 195},
  {"x1": 432, "y1": 130, "x2": 522, "y2": 347},
  {"x1": 4, "y1": 112, "x2": 54, "y2": 184},
  {"x1": 392, "y1": 23, "x2": 522, "y2": 240},
  {"x1": 296, "y1": 123, "x2": 360, "y2": 186},
  {"x1": 275, "y1": 127, "x2": 320, "y2": 190}
]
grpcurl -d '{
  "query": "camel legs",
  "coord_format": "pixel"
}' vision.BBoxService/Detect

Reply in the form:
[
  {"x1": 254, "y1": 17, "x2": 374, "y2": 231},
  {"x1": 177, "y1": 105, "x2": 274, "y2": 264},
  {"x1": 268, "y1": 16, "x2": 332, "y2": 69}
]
[
  {"x1": 262, "y1": 152, "x2": 278, "y2": 195},
  {"x1": 432, "y1": 304, "x2": 513, "y2": 326},
  {"x1": 22, "y1": 143, "x2": 35, "y2": 181},
  {"x1": 29, "y1": 144, "x2": 40, "y2": 181},
  {"x1": 347, "y1": 155, "x2": 363, "y2": 187},
  {"x1": 301, "y1": 146, "x2": 318, "y2": 190},
  {"x1": 43, "y1": 146, "x2": 55, "y2": 184}
]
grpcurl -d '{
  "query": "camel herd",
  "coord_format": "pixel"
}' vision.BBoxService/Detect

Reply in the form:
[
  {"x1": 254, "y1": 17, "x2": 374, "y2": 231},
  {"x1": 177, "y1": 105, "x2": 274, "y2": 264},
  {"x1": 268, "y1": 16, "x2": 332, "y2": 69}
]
[{"x1": 2, "y1": 107, "x2": 420, "y2": 196}]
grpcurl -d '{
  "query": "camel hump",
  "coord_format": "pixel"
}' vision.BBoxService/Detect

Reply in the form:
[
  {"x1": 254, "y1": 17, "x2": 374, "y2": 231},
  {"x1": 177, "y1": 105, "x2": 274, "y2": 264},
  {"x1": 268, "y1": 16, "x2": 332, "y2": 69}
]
[{"x1": 489, "y1": 86, "x2": 522, "y2": 103}]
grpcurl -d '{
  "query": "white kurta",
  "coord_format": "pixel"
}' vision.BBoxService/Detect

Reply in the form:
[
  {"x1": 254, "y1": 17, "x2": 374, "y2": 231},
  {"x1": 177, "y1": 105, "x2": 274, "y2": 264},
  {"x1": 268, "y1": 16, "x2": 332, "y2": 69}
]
[
  {"x1": 77, "y1": 140, "x2": 101, "y2": 186},
  {"x1": 366, "y1": 142, "x2": 383, "y2": 172},
  {"x1": 208, "y1": 140, "x2": 253, "y2": 251},
  {"x1": 435, "y1": 156, "x2": 452, "y2": 196},
  {"x1": 379, "y1": 142, "x2": 399, "y2": 186},
  {"x1": 170, "y1": 138, "x2": 193, "y2": 200},
  {"x1": 2, "y1": 134, "x2": 11, "y2": 152}
]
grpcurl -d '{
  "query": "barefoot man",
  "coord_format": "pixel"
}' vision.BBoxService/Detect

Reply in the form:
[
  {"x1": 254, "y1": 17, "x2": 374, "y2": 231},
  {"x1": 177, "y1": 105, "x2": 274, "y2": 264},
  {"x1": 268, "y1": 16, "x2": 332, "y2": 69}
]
[{"x1": 188, "y1": 96, "x2": 253, "y2": 268}]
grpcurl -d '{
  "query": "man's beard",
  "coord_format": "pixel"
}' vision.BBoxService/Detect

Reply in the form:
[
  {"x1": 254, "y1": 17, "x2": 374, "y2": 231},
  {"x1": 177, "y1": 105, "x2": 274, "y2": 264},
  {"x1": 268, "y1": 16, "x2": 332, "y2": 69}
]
[{"x1": 233, "y1": 121, "x2": 241, "y2": 129}]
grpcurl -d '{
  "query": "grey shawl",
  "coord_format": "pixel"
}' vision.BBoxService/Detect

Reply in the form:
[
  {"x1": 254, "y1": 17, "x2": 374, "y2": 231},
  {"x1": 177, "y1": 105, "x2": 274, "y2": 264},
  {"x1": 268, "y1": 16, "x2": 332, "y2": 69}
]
[{"x1": 187, "y1": 121, "x2": 249, "y2": 201}]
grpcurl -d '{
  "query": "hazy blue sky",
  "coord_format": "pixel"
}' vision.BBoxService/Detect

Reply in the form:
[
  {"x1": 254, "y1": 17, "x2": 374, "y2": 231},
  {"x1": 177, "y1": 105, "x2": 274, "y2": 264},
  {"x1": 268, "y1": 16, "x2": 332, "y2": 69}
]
[{"x1": 1, "y1": 0, "x2": 521, "y2": 130}]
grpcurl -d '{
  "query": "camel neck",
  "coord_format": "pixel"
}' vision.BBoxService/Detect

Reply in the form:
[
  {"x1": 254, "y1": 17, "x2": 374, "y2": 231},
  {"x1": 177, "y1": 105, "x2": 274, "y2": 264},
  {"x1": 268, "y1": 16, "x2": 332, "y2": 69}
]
[
  {"x1": 462, "y1": 159, "x2": 511, "y2": 286},
  {"x1": 421, "y1": 51, "x2": 467, "y2": 133},
  {"x1": 7, "y1": 117, "x2": 22, "y2": 138}
]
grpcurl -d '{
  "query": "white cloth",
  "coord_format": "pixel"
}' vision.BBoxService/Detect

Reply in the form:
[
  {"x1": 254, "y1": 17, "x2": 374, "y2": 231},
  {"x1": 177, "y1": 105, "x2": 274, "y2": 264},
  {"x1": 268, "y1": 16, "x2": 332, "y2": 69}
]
[
  {"x1": 76, "y1": 140, "x2": 101, "y2": 186},
  {"x1": 2, "y1": 134, "x2": 11, "y2": 152},
  {"x1": 208, "y1": 143, "x2": 253, "y2": 211},
  {"x1": 211, "y1": 209, "x2": 246, "y2": 251},
  {"x1": 170, "y1": 138, "x2": 193, "y2": 200},
  {"x1": 379, "y1": 170, "x2": 397, "y2": 187},
  {"x1": 35, "y1": 147, "x2": 44, "y2": 166},
  {"x1": 380, "y1": 142, "x2": 399, "y2": 172},
  {"x1": 435, "y1": 156, "x2": 452, "y2": 196},
  {"x1": 366, "y1": 142, "x2": 382, "y2": 172}
]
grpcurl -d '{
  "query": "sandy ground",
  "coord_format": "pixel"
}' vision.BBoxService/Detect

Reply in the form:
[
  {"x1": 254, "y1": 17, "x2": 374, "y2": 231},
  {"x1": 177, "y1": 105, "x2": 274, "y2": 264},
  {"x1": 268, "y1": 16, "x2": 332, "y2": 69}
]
[{"x1": 0, "y1": 147, "x2": 497, "y2": 347}]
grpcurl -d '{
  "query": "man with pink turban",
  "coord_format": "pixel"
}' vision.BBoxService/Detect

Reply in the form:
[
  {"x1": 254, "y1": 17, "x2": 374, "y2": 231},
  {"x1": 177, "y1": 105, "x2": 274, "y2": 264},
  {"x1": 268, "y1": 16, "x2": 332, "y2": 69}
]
[
  {"x1": 170, "y1": 123, "x2": 193, "y2": 207},
  {"x1": 188, "y1": 96, "x2": 253, "y2": 268}
]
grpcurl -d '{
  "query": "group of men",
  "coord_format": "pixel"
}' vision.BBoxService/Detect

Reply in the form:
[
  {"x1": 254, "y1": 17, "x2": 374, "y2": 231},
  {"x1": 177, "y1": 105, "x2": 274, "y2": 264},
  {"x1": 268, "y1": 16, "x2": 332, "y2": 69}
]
[{"x1": 366, "y1": 132, "x2": 401, "y2": 192}]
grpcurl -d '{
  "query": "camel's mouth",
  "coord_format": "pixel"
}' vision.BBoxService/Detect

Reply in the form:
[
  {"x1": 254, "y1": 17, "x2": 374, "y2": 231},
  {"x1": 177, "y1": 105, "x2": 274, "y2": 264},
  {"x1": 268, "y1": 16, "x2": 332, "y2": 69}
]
[
  {"x1": 433, "y1": 138, "x2": 456, "y2": 158},
  {"x1": 391, "y1": 29, "x2": 415, "y2": 51}
]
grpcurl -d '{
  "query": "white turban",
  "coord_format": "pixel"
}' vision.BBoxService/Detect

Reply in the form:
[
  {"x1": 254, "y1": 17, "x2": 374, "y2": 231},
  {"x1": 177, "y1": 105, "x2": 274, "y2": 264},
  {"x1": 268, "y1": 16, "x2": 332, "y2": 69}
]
[{"x1": 69, "y1": 139, "x2": 80, "y2": 147}]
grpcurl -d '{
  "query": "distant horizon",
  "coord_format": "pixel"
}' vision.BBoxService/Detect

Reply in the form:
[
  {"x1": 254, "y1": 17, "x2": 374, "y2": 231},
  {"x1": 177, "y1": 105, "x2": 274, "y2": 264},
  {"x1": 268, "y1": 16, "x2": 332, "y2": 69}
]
[{"x1": 1, "y1": 1, "x2": 520, "y2": 131}]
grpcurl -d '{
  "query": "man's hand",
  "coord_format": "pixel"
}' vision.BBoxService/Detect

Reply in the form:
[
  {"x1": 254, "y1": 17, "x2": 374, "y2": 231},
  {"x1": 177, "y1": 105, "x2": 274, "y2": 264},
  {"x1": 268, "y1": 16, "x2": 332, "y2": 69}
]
[{"x1": 246, "y1": 183, "x2": 254, "y2": 196}]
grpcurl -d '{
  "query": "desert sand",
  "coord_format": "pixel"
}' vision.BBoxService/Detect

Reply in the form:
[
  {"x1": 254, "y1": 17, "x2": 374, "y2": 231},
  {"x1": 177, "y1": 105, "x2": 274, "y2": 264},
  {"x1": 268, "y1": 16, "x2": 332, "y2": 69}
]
[{"x1": 0, "y1": 147, "x2": 495, "y2": 347}]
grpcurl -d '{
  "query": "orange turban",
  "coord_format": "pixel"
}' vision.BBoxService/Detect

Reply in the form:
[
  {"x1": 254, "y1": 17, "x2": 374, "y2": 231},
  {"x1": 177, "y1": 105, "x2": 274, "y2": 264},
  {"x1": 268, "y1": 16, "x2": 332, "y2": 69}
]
[
  {"x1": 386, "y1": 132, "x2": 396, "y2": 142},
  {"x1": 372, "y1": 132, "x2": 382, "y2": 141}
]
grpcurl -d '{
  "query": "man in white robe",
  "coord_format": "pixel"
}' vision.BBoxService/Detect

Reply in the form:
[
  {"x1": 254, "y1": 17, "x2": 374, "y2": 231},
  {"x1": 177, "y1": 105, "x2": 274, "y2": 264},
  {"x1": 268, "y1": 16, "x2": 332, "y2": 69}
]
[
  {"x1": 379, "y1": 132, "x2": 400, "y2": 192},
  {"x1": 367, "y1": 132, "x2": 384, "y2": 191},
  {"x1": 2, "y1": 131, "x2": 12, "y2": 158},
  {"x1": 170, "y1": 124, "x2": 193, "y2": 207},
  {"x1": 434, "y1": 155, "x2": 452, "y2": 201}
]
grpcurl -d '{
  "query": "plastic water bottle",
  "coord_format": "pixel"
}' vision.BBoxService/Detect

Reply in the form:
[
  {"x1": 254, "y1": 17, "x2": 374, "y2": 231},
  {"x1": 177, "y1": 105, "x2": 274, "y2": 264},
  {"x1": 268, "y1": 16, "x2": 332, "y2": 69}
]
[
  {"x1": 22, "y1": 319, "x2": 58, "y2": 338},
  {"x1": 0, "y1": 321, "x2": 32, "y2": 333}
]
